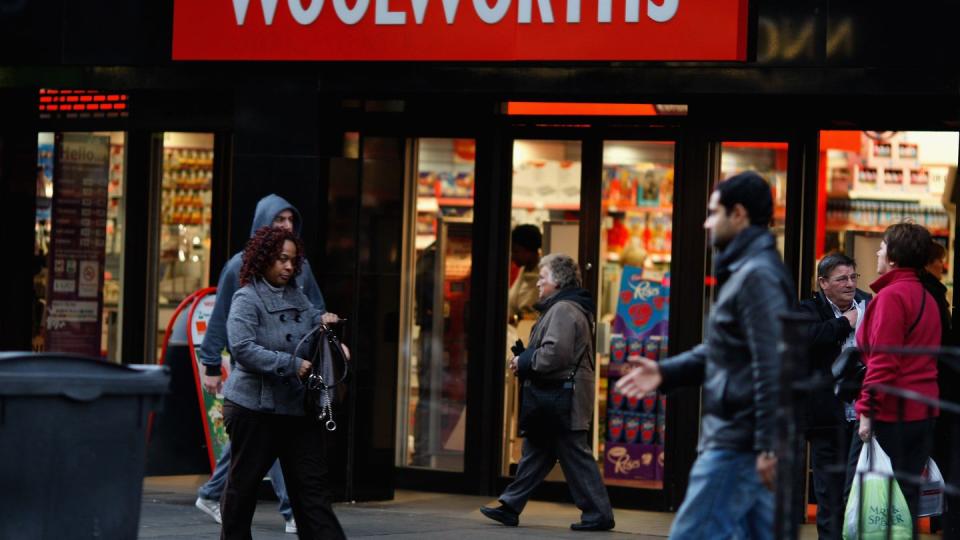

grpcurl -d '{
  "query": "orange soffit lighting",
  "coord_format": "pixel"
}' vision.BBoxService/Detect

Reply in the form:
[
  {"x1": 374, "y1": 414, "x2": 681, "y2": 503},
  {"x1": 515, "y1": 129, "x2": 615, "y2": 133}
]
[{"x1": 506, "y1": 102, "x2": 675, "y2": 116}]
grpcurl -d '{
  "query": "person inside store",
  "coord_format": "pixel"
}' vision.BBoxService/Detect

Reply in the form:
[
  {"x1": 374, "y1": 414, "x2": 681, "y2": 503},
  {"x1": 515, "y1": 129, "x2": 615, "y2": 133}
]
[
  {"x1": 411, "y1": 241, "x2": 436, "y2": 466},
  {"x1": 481, "y1": 253, "x2": 616, "y2": 532},
  {"x1": 508, "y1": 224, "x2": 543, "y2": 326},
  {"x1": 197, "y1": 194, "x2": 329, "y2": 534},
  {"x1": 854, "y1": 223, "x2": 941, "y2": 531},
  {"x1": 923, "y1": 238, "x2": 959, "y2": 536},
  {"x1": 797, "y1": 253, "x2": 871, "y2": 540},
  {"x1": 221, "y1": 226, "x2": 345, "y2": 539},
  {"x1": 615, "y1": 171, "x2": 794, "y2": 540},
  {"x1": 925, "y1": 240, "x2": 947, "y2": 281}
]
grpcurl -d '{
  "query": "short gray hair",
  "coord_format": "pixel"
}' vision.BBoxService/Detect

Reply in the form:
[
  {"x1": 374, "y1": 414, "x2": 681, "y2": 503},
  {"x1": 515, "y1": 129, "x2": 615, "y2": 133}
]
[{"x1": 539, "y1": 253, "x2": 581, "y2": 289}]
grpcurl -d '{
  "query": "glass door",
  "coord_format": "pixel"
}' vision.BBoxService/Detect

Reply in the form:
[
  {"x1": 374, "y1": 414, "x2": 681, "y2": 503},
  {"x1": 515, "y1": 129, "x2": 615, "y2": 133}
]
[
  {"x1": 502, "y1": 139, "x2": 583, "y2": 475},
  {"x1": 155, "y1": 132, "x2": 215, "y2": 359},
  {"x1": 597, "y1": 140, "x2": 675, "y2": 490},
  {"x1": 397, "y1": 138, "x2": 477, "y2": 471}
]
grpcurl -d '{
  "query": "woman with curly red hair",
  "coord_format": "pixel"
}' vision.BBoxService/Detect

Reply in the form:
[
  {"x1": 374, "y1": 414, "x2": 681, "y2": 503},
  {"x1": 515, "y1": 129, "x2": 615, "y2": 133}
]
[{"x1": 221, "y1": 226, "x2": 345, "y2": 539}]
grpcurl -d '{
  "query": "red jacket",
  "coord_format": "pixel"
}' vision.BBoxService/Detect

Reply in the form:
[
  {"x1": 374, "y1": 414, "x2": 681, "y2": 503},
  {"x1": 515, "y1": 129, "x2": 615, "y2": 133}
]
[{"x1": 856, "y1": 268, "x2": 940, "y2": 422}]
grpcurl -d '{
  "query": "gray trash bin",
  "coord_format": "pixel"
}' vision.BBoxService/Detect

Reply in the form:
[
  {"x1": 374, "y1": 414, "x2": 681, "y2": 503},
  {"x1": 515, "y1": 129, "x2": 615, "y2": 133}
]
[{"x1": 0, "y1": 353, "x2": 170, "y2": 540}]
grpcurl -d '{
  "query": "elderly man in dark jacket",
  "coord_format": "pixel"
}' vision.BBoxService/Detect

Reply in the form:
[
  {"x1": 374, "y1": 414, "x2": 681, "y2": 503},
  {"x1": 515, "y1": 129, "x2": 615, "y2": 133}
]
[
  {"x1": 798, "y1": 253, "x2": 871, "y2": 540},
  {"x1": 617, "y1": 171, "x2": 793, "y2": 540}
]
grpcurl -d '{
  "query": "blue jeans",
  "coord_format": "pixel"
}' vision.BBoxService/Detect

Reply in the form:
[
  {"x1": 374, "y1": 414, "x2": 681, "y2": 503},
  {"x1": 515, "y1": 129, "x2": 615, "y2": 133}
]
[
  {"x1": 669, "y1": 449, "x2": 773, "y2": 540},
  {"x1": 197, "y1": 442, "x2": 292, "y2": 520}
]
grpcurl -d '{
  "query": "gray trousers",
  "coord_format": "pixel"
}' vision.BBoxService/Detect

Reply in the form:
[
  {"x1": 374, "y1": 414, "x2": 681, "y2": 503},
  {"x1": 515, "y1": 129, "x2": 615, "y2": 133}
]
[{"x1": 499, "y1": 430, "x2": 614, "y2": 523}]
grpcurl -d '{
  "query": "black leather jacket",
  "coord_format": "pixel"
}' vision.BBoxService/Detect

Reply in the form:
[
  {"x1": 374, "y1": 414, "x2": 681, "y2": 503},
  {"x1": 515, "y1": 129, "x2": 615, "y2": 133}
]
[
  {"x1": 660, "y1": 228, "x2": 794, "y2": 452},
  {"x1": 797, "y1": 289, "x2": 871, "y2": 429}
]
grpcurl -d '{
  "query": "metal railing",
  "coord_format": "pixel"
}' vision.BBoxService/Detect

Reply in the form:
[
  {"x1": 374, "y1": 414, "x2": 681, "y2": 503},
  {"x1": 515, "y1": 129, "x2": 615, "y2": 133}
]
[{"x1": 778, "y1": 313, "x2": 960, "y2": 539}]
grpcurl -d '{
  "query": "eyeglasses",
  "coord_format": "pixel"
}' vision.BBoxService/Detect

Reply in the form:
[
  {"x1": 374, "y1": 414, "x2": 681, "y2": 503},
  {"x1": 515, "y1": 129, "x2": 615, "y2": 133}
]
[{"x1": 828, "y1": 273, "x2": 860, "y2": 284}]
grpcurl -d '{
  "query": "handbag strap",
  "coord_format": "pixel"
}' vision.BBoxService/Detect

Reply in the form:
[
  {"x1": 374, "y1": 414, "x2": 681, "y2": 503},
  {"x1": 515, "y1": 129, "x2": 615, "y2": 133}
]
[{"x1": 907, "y1": 287, "x2": 927, "y2": 338}]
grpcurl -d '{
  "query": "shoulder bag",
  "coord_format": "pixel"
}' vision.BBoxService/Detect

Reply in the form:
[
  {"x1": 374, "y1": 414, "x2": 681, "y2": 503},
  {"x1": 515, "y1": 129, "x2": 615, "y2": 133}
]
[{"x1": 517, "y1": 342, "x2": 589, "y2": 441}]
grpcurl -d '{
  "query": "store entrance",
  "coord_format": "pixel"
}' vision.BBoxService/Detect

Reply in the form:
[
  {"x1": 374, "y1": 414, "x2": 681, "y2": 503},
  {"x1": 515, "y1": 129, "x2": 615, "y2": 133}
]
[{"x1": 499, "y1": 130, "x2": 684, "y2": 507}]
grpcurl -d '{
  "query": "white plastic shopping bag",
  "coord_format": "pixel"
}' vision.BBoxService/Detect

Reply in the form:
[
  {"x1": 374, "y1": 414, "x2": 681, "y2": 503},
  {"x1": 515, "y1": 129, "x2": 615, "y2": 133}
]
[
  {"x1": 843, "y1": 438, "x2": 913, "y2": 540},
  {"x1": 918, "y1": 458, "x2": 945, "y2": 517}
]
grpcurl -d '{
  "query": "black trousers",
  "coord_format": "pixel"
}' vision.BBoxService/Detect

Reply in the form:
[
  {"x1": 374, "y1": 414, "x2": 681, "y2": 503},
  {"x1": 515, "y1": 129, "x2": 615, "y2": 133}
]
[
  {"x1": 874, "y1": 419, "x2": 936, "y2": 536},
  {"x1": 809, "y1": 422, "x2": 856, "y2": 540},
  {"x1": 221, "y1": 401, "x2": 345, "y2": 540}
]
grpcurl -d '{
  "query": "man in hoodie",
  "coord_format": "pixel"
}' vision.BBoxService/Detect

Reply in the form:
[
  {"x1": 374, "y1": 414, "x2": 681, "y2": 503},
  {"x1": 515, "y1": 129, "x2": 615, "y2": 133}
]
[
  {"x1": 617, "y1": 172, "x2": 793, "y2": 540},
  {"x1": 195, "y1": 194, "x2": 328, "y2": 534}
]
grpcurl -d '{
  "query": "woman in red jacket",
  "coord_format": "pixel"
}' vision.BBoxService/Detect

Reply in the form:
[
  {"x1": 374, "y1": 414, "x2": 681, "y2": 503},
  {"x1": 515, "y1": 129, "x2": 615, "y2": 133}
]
[{"x1": 856, "y1": 222, "x2": 940, "y2": 522}]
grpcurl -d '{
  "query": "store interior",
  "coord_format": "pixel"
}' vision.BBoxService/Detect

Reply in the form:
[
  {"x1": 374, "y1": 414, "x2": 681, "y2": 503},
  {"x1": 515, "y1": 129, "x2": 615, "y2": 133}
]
[{"x1": 32, "y1": 131, "x2": 215, "y2": 362}]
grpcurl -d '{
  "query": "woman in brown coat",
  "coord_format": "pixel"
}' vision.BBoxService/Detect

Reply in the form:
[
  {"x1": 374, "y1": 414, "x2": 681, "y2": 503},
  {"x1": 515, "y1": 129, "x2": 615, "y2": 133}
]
[{"x1": 480, "y1": 253, "x2": 615, "y2": 531}]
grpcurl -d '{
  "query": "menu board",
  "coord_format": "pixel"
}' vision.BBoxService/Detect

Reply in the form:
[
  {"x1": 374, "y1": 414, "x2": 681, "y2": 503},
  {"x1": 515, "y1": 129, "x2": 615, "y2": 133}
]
[{"x1": 44, "y1": 134, "x2": 110, "y2": 357}]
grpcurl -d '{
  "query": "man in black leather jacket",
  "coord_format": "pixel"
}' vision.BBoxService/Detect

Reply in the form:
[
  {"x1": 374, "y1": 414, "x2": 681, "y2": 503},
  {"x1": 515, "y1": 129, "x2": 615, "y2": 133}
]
[
  {"x1": 798, "y1": 253, "x2": 870, "y2": 540},
  {"x1": 617, "y1": 171, "x2": 793, "y2": 540}
]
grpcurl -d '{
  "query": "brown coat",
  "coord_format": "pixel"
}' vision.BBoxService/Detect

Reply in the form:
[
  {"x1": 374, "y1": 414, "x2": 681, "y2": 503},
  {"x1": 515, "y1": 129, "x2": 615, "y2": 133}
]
[{"x1": 523, "y1": 300, "x2": 595, "y2": 431}]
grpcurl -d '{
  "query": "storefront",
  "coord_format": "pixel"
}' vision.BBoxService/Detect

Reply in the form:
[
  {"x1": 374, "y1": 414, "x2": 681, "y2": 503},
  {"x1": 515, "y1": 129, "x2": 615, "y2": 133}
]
[{"x1": 1, "y1": 0, "x2": 959, "y2": 514}]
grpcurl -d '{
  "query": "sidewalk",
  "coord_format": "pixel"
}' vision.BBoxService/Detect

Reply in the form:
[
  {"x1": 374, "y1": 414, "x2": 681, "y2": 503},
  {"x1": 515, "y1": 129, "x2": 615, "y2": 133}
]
[{"x1": 139, "y1": 475, "x2": 830, "y2": 539}]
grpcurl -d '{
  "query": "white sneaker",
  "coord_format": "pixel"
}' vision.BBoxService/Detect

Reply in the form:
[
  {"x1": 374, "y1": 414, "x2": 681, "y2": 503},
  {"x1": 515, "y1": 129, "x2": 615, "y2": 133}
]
[
  {"x1": 195, "y1": 496, "x2": 222, "y2": 524},
  {"x1": 285, "y1": 517, "x2": 297, "y2": 534}
]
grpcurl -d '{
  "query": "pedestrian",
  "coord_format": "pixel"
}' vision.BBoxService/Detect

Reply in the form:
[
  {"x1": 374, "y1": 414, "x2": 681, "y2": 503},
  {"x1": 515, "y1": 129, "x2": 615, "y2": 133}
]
[
  {"x1": 196, "y1": 194, "x2": 328, "y2": 534},
  {"x1": 616, "y1": 171, "x2": 793, "y2": 540},
  {"x1": 855, "y1": 223, "x2": 941, "y2": 529},
  {"x1": 481, "y1": 253, "x2": 615, "y2": 532},
  {"x1": 797, "y1": 253, "x2": 871, "y2": 539},
  {"x1": 507, "y1": 224, "x2": 543, "y2": 327},
  {"x1": 221, "y1": 226, "x2": 345, "y2": 539}
]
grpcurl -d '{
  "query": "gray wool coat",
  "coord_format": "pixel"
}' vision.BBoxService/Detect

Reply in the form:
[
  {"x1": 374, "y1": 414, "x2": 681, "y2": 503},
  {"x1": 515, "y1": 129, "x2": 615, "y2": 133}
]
[
  {"x1": 224, "y1": 279, "x2": 322, "y2": 416},
  {"x1": 519, "y1": 301, "x2": 596, "y2": 431}
]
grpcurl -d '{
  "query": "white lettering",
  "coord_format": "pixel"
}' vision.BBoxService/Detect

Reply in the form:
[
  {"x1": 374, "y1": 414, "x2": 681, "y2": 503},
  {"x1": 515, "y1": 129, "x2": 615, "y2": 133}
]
[
  {"x1": 597, "y1": 0, "x2": 610, "y2": 22},
  {"x1": 288, "y1": 0, "x2": 323, "y2": 24},
  {"x1": 411, "y1": 0, "x2": 428, "y2": 23},
  {"x1": 565, "y1": 0, "x2": 579, "y2": 22},
  {"x1": 232, "y1": 0, "x2": 280, "y2": 25},
  {"x1": 333, "y1": 0, "x2": 370, "y2": 24},
  {"x1": 376, "y1": 0, "x2": 406, "y2": 23},
  {"x1": 647, "y1": 0, "x2": 677, "y2": 22},
  {"x1": 518, "y1": 0, "x2": 553, "y2": 23},
  {"x1": 441, "y1": 0, "x2": 461, "y2": 23},
  {"x1": 473, "y1": 0, "x2": 510, "y2": 23},
  {"x1": 625, "y1": 0, "x2": 638, "y2": 22}
]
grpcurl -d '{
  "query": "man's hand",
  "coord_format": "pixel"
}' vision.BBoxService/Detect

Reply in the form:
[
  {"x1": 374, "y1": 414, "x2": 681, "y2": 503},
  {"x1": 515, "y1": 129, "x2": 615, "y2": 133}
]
[
  {"x1": 509, "y1": 356, "x2": 519, "y2": 375},
  {"x1": 615, "y1": 358, "x2": 662, "y2": 397},
  {"x1": 858, "y1": 414, "x2": 872, "y2": 442},
  {"x1": 298, "y1": 359, "x2": 313, "y2": 379},
  {"x1": 843, "y1": 309, "x2": 858, "y2": 328},
  {"x1": 201, "y1": 374, "x2": 222, "y2": 395},
  {"x1": 756, "y1": 453, "x2": 777, "y2": 491},
  {"x1": 321, "y1": 312, "x2": 340, "y2": 325}
]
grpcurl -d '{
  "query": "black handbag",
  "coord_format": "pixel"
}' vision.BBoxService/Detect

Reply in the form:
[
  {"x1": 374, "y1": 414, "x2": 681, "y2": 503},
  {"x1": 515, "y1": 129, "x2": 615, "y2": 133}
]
[
  {"x1": 295, "y1": 322, "x2": 350, "y2": 431},
  {"x1": 517, "y1": 341, "x2": 586, "y2": 440},
  {"x1": 832, "y1": 290, "x2": 926, "y2": 401}
]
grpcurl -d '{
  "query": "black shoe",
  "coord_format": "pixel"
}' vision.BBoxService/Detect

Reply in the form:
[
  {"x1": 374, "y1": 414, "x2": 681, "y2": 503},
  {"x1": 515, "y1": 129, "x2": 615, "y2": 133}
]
[
  {"x1": 480, "y1": 504, "x2": 519, "y2": 527},
  {"x1": 570, "y1": 519, "x2": 615, "y2": 531}
]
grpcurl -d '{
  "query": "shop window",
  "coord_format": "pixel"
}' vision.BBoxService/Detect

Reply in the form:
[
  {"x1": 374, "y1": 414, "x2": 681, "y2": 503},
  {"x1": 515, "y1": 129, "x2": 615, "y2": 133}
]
[
  {"x1": 502, "y1": 139, "x2": 582, "y2": 475},
  {"x1": 597, "y1": 141, "x2": 674, "y2": 490},
  {"x1": 155, "y1": 132, "x2": 215, "y2": 358},
  {"x1": 719, "y1": 142, "x2": 788, "y2": 255},
  {"x1": 817, "y1": 131, "x2": 957, "y2": 295},
  {"x1": 32, "y1": 131, "x2": 127, "y2": 362},
  {"x1": 397, "y1": 138, "x2": 476, "y2": 471}
]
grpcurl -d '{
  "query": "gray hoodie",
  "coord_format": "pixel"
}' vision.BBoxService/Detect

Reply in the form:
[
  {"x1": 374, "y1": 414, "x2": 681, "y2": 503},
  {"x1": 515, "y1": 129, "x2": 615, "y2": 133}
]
[{"x1": 199, "y1": 194, "x2": 325, "y2": 375}]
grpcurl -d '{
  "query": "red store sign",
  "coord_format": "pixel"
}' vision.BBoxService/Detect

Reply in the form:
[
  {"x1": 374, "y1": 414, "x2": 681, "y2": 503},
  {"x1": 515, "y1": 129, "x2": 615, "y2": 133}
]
[{"x1": 173, "y1": 0, "x2": 748, "y2": 61}]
